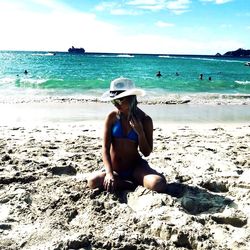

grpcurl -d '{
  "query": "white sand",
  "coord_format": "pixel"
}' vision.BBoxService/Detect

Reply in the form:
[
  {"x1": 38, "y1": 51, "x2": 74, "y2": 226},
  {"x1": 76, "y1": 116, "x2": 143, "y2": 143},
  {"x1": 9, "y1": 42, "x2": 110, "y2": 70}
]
[
  {"x1": 1, "y1": 102, "x2": 250, "y2": 124},
  {"x1": 0, "y1": 119, "x2": 249, "y2": 249}
]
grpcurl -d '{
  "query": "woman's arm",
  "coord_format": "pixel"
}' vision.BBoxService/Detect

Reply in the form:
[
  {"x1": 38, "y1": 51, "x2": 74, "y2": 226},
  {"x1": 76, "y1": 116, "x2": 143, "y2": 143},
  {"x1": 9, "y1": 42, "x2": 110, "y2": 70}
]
[
  {"x1": 102, "y1": 112, "x2": 116, "y2": 191},
  {"x1": 130, "y1": 115, "x2": 153, "y2": 157}
]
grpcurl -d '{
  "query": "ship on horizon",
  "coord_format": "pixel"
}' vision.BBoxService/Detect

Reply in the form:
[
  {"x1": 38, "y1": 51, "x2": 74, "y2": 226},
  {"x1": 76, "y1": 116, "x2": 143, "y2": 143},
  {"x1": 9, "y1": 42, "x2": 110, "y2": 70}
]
[{"x1": 68, "y1": 46, "x2": 85, "y2": 54}]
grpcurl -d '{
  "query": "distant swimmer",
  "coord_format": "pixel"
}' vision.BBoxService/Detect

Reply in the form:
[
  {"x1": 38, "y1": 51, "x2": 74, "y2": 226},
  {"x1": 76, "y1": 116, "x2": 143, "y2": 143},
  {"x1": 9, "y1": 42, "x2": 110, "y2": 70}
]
[
  {"x1": 208, "y1": 76, "x2": 212, "y2": 81},
  {"x1": 199, "y1": 74, "x2": 203, "y2": 80},
  {"x1": 156, "y1": 71, "x2": 162, "y2": 77},
  {"x1": 24, "y1": 70, "x2": 28, "y2": 74},
  {"x1": 176, "y1": 72, "x2": 179, "y2": 76}
]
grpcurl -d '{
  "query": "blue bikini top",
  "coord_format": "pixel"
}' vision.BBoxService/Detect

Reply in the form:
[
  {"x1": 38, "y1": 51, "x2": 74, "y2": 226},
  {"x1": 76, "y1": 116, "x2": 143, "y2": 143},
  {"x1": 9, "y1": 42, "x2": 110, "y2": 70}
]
[{"x1": 112, "y1": 118, "x2": 138, "y2": 142}]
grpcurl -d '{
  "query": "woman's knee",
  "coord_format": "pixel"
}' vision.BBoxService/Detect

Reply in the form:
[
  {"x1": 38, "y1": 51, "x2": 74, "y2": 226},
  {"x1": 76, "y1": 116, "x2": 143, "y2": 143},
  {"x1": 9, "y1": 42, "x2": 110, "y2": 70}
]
[
  {"x1": 144, "y1": 175, "x2": 167, "y2": 193},
  {"x1": 87, "y1": 177, "x2": 97, "y2": 189},
  {"x1": 87, "y1": 173, "x2": 104, "y2": 189}
]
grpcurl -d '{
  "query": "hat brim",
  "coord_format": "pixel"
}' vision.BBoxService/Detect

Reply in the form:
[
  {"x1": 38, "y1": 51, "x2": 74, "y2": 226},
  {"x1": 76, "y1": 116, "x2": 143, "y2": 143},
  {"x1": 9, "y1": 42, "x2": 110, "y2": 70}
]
[{"x1": 100, "y1": 88, "x2": 145, "y2": 102}]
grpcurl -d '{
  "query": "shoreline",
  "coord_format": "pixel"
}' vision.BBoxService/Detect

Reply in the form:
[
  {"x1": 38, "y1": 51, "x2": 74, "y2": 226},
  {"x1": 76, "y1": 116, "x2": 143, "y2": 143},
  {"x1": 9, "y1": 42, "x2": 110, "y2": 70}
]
[
  {"x1": 1, "y1": 92, "x2": 250, "y2": 106},
  {"x1": 0, "y1": 102, "x2": 250, "y2": 125}
]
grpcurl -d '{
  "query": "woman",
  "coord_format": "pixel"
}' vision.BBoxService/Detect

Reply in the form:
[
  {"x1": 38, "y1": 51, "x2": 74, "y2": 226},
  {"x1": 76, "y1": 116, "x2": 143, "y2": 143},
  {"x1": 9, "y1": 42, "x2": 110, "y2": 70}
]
[{"x1": 87, "y1": 77, "x2": 167, "y2": 193}]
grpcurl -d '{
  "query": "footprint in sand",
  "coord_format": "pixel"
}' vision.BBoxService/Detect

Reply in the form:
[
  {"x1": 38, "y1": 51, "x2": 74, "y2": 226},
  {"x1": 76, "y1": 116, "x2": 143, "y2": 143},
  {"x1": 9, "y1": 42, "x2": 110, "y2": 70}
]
[
  {"x1": 199, "y1": 180, "x2": 229, "y2": 193},
  {"x1": 50, "y1": 164, "x2": 77, "y2": 176},
  {"x1": 211, "y1": 212, "x2": 247, "y2": 228}
]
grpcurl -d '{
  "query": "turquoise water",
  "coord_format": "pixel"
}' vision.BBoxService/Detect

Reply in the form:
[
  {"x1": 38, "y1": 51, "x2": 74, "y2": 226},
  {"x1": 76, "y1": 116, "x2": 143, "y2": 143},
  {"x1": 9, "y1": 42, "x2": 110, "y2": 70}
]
[{"x1": 0, "y1": 51, "x2": 249, "y2": 104}]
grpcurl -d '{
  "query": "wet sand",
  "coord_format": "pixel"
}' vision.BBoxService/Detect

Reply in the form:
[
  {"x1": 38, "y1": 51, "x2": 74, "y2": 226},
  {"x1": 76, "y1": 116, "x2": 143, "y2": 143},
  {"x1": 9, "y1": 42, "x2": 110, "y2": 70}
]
[{"x1": 1, "y1": 102, "x2": 250, "y2": 124}]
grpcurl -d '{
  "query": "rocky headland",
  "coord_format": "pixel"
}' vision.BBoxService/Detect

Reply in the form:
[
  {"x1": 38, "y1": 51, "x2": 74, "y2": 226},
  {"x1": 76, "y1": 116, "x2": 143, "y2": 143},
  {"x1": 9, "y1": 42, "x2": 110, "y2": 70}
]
[{"x1": 216, "y1": 48, "x2": 250, "y2": 57}]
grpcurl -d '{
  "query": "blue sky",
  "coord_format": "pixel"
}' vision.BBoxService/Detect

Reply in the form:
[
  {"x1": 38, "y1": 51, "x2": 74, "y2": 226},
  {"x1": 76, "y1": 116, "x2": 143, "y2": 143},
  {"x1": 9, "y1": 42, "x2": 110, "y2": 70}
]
[{"x1": 0, "y1": 0, "x2": 249, "y2": 54}]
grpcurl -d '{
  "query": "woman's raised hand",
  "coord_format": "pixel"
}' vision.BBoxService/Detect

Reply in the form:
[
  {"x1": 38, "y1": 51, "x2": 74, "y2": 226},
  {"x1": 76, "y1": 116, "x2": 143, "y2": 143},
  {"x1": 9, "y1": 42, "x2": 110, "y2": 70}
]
[{"x1": 129, "y1": 115, "x2": 143, "y2": 135}]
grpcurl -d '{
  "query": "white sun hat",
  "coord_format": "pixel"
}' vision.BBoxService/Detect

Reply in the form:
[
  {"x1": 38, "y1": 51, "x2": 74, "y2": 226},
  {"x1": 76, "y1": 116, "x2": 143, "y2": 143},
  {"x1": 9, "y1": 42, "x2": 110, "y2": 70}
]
[{"x1": 100, "y1": 77, "x2": 145, "y2": 102}]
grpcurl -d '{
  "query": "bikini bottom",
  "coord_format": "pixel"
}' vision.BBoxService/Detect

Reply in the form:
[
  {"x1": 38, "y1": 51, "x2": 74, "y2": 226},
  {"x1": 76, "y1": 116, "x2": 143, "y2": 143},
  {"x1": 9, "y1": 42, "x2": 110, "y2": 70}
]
[{"x1": 104, "y1": 158, "x2": 148, "y2": 180}]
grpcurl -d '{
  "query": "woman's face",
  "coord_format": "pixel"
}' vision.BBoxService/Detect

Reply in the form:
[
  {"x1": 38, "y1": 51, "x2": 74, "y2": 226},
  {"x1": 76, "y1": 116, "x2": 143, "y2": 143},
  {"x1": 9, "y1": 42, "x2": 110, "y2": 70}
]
[{"x1": 111, "y1": 97, "x2": 130, "y2": 113}]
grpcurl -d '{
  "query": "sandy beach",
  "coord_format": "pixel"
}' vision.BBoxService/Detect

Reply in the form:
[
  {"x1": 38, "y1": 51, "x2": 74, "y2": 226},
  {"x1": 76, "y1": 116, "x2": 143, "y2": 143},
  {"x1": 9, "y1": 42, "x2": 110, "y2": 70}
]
[{"x1": 0, "y1": 102, "x2": 250, "y2": 250}]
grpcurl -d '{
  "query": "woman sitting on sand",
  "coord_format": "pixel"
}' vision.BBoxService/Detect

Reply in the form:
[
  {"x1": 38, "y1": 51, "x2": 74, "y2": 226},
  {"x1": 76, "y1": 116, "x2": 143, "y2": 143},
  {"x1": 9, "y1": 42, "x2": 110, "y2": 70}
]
[{"x1": 87, "y1": 77, "x2": 167, "y2": 193}]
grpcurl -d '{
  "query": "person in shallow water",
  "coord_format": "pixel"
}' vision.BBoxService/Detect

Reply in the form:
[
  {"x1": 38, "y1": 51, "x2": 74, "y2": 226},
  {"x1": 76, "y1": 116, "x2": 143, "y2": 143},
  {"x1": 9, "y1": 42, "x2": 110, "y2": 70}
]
[
  {"x1": 156, "y1": 71, "x2": 162, "y2": 77},
  {"x1": 87, "y1": 77, "x2": 167, "y2": 193}
]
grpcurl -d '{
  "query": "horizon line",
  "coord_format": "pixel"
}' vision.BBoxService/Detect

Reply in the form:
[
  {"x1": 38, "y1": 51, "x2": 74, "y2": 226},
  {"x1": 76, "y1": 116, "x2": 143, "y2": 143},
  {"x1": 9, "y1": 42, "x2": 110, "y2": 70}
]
[{"x1": 0, "y1": 49, "x2": 249, "y2": 58}]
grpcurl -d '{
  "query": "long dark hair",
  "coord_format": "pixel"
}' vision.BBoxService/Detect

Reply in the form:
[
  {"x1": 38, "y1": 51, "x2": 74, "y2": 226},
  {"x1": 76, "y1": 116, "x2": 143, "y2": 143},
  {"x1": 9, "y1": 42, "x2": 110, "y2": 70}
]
[{"x1": 128, "y1": 95, "x2": 137, "y2": 119}]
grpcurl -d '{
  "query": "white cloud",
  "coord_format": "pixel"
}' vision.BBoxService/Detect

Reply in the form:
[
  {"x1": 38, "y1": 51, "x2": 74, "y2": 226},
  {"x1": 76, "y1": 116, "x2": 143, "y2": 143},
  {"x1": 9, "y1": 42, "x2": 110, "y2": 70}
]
[
  {"x1": 0, "y1": 0, "x2": 244, "y2": 54},
  {"x1": 95, "y1": 1, "x2": 141, "y2": 15},
  {"x1": 217, "y1": 0, "x2": 232, "y2": 3},
  {"x1": 110, "y1": 8, "x2": 140, "y2": 15},
  {"x1": 30, "y1": 0, "x2": 60, "y2": 9},
  {"x1": 105, "y1": 33, "x2": 243, "y2": 55},
  {"x1": 127, "y1": 0, "x2": 191, "y2": 14},
  {"x1": 95, "y1": 0, "x2": 192, "y2": 15},
  {"x1": 127, "y1": 0, "x2": 164, "y2": 8},
  {"x1": 0, "y1": 1, "x2": 119, "y2": 52},
  {"x1": 155, "y1": 21, "x2": 175, "y2": 27},
  {"x1": 127, "y1": 0, "x2": 161, "y2": 5},
  {"x1": 130, "y1": 4, "x2": 164, "y2": 11},
  {"x1": 95, "y1": 2, "x2": 118, "y2": 12},
  {"x1": 200, "y1": 0, "x2": 232, "y2": 4},
  {"x1": 166, "y1": 0, "x2": 190, "y2": 10}
]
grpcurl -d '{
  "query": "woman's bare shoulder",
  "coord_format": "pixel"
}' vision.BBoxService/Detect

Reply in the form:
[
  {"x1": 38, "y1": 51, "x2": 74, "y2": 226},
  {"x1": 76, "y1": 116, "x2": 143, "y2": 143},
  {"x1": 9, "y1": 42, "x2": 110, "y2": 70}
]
[{"x1": 105, "y1": 110, "x2": 118, "y2": 123}]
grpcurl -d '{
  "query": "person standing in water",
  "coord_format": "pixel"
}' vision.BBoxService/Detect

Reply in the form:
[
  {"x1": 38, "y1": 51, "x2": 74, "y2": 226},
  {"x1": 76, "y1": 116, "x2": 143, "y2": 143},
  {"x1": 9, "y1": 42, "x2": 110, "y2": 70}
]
[{"x1": 156, "y1": 71, "x2": 162, "y2": 77}]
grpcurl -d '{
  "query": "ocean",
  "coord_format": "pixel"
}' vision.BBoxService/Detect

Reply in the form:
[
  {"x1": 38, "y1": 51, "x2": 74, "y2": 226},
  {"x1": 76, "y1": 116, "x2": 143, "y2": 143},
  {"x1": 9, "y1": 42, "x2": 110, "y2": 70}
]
[{"x1": 0, "y1": 50, "x2": 250, "y2": 105}]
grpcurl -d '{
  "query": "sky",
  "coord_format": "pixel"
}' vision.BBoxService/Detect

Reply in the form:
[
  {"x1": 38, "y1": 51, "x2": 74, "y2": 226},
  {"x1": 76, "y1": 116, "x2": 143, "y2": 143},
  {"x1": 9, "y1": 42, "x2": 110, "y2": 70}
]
[{"x1": 0, "y1": 0, "x2": 249, "y2": 55}]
